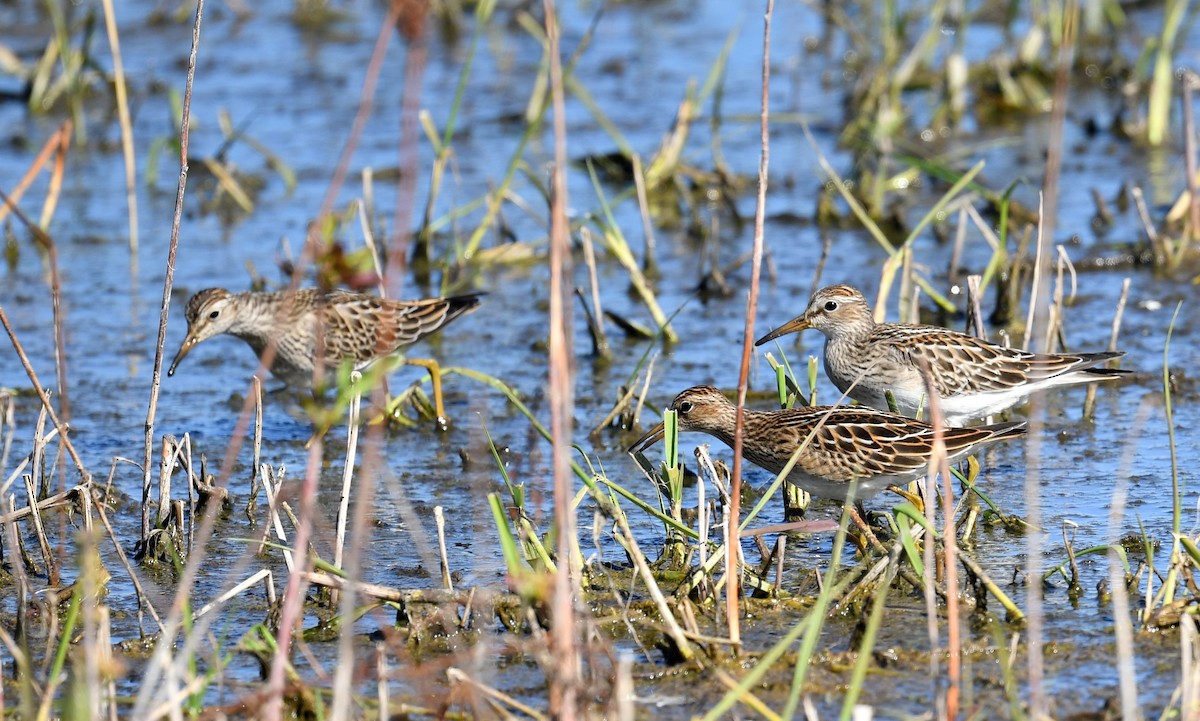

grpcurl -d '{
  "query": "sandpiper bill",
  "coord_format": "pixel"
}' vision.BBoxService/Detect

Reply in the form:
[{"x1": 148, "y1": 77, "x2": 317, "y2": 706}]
[
  {"x1": 169, "y1": 287, "x2": 482, "y2": 425},
  {"x1": 756, "y1": 285, "x2": 1128, "y2": 425}
]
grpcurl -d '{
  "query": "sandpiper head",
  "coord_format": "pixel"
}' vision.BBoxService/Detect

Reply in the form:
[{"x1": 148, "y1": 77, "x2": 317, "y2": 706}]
[
  {"x1": 627, "y1": 385, "x2": 734, "y2": 454},
  {"x1": 168, "y1": 288, "x2": 236, "y2": 376},
  {"x1": 755, "y1": 284, "x2": 871, "y2": 345},
  {"x1": 667, "y1": 385, "x2": 735, "y2": 434}
]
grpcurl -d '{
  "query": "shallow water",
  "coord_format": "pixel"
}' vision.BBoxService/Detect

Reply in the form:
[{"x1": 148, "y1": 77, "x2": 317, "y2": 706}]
[{"x1": 0, "y1": 0, "x2": 1197, "y2": 717}]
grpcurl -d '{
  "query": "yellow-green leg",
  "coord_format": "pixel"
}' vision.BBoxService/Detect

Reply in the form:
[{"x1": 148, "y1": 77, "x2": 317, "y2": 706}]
[
  {"x1": 406, "y1": 357, "x2": 448, "y2": 428},
  {"x1": 887, "y1": 484, "x2": 925, "y2": 514}
]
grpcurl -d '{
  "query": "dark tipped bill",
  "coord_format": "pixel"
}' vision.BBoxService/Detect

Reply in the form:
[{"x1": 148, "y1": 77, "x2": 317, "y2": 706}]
[
  {"x1": 627, "y1": 422, "x2": 666, "y2": 455},
  {"x1": 754, "y1": 315, "x2": 810, "y2": 346},
  {"x1": 167, "y1": 334, "x2": 199, "y2": 377}
]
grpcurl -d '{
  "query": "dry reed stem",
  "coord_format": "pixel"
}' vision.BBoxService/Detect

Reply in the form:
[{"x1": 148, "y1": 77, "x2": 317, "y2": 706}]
[
  {"x1": 98, "y1": 0, "x2": 139, "y2": 255},
  {"x1": 91, "y1": 499, "x2": 163, "y2": 632},
  {"x1": 580, "y1": 228, "x2": 611, "y2": 358},
  {"x1": 0, "y1": 306, "x2": 87, "y2": 479},
  {"x1": 1107, "y1": 400, "x2": 1154, "y2": 721},
  {"x1": 948, "y1": 205, "x2": 968, "y2": 281},
  {"x1": 334, "y1": 400, "x2": 388, "y2": 721},
  {"x1": 591, "y1": 382, "x2": 638, "y2": 436},
  {"x1": 1025, "y1": 12, "x2": 1078, "y2": 715},
  {"x1": 333, "y1": 376, "x2": 362, "y2": 575},
  {"x1": 264, "y1": 438, "x2": 323, "y2": 721},
  {"x1": 448, "y1": 668, "x2": 549, "y2": 721},
  {"x1": 141, "y1": 0, "x2": 202, "y2": 546},
  {"x1": 21, "y1": 473, "x2": 54, "y2": 578},
  {"x1": 1184, "y1": 74, "x2": 1200, "y2": 242},
  {"x1": 192, "y1": 568, "x2": 273, "y2": 619},
  {"x1": 610, "y1": 504, "x2": 693, "y2": 661},
  {"x1": 0, "y1": 393, "x2": 14, "y2": 484},
  {"x1": 1132, "y1": 186, "x2": 1163, "y2": 261},
  {"x1": 544, "y1": 1, "x2": 580, "y2": 716},
  {"x1": 322, "y1": 5, "x2": 400, "y2": 221},
  {"x1": 41, "y1": 119, "x2": 68, "y2": 234},
  {"x1": 304, "y1": 572, "x2": 506, "y2": 609},
  {"x1": 726, "y1": 0, "x2": 774, "y2": 650},
  {"x1": 1022, "y1": 212, "x2": 1050, "y2": 721},
  {"x1": 0, "y1": 127, "x2": 72, "y2": 430},
  {"x1": 1084, "y1": 276, "x2": 1130, "y2": 415},
  {"x1": 631, "y1": 153, "x2": 658, "y2": 273},
  {"x1": 966, "y1": 275, "x2": 986, "y2": 339},
  {"x1": 922, "y1": 364, "x2": 959, "y2": 721},
  {"x1": 435, "y1": 506, "x2": 453, "y2": 592},
  {"x1": 0, "y1": 479, "x2": 75, "y2": 525},
  {"x1": 386, "y1": 3, "x2": 428, "y2": 294},
  {"x1": 1183, "y1": 616, "x2": 1200, "y2": 721},
  {"x1": 0, "y1": 120, "x2": 69, "y2": 227},
  {"x1": 259, "y1": 466, "x2": 294, "y2": 571}
]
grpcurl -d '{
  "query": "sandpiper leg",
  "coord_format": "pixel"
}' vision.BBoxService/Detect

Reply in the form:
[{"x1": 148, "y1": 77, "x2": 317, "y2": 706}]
[
  {"x1": 406, "y1": 357, "x2": 448, "y2": 428},
  {"x1": 849, "y1": 502, "x2": 886, "y2": 554},
  {"x1": 887, "y1": 484, "x2": 925, "y2": 514}
]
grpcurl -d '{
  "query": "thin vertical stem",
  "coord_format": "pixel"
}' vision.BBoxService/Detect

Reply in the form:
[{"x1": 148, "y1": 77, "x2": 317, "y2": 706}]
[
  {"x1": 1184, "y1": 73, "x2": 1200, "y2": 244},
  {"x1": 1026, "y1": 5, "x2": 1076, "y2": 716},
  {"x1": 142, "y1": 0, "x2": 203, "y2": 547},
  {"x1": 544, "y1": 0, "x2": 578, "y2": 717},
  {"x1": 99, "y1": 0, "x2": 138, "y2": 257},
  {"x1": 264, "y1": 438, "x2": 322, "y2": 721},
  {"x1": 728, "y1": 0, "x2": 774, "y2": 648},
  {"x1": 387, "y1": 8, "x2": 428, "y2": 293}
]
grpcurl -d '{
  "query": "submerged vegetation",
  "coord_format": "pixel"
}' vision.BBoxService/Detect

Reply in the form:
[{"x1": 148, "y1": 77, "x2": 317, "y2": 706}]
[{"x1": 0, "y1": 0, "x2": 1197, "y2": 719}]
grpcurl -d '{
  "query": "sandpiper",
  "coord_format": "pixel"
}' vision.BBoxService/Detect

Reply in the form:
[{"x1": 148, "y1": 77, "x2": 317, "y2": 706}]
[
  {"x1": 628, "y1": 385, "x2": 1025, "y2": 502},
  {"x1": 169, "y1": 287, "x2": 482, "y2": 424},
  {"x1": 756, "y1": 285, "x2": 1128, "y2": 425}
]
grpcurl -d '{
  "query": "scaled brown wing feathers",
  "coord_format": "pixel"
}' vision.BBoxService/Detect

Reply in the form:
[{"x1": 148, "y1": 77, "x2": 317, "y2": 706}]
[
  {"x1": 883, "y1": 326, "x2": 1035, "y2": 395},
  {"x1": 320, "y1": 292, "x2": 483, "y2": 367}
]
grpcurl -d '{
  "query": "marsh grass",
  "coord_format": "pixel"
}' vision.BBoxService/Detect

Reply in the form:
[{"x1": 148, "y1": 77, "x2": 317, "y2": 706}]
[{"x1": 3, "y1": 0, "x2": 1200, "y2": 717}]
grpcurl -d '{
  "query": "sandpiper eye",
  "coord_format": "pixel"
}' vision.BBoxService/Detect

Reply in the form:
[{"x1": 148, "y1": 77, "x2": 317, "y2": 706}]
[
  {"x1": 208, "y1": 310, "x2": 220, "y2": 319},
  {"x1": 823, "y1": 301, "x2": 838, "y2": 312},
  {"x1": 678, "y1": 401, "x2": 694, "y2": 414}
]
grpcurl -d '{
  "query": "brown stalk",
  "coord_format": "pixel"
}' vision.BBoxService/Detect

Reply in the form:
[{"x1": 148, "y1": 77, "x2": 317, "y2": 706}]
[
  {"x1": 1024, "y1": 6, "x2": 1078, "y2": 716},
  {"x1": 91, "y1": 499, "x2": 162, "y2": 632},
  {"x1": 610, "y1": 496, "x2": 693, "y2": 661},
  {"x1": 387, "y1": 0, "x2": 428, "y2": 291},
  {"x1": 947, "y1": 205, "x2": 968, "y2": 281},
  {"x1": 141, "y1": 0, "x2": 203, "y2": 547},
  {"x1": 0, "y1": 128, "x2": 72, "y2": 437},
  {"x1": 1106, "y1": 401, "x2": 1154, "y2": 720},
  {"x1": 1084, "y1": 276, "x2": 1130, "y2": 417},
  {"x1": 0, "y1": 483, "x2": 77, "y2": 526},
  {"x1": 966, "y1": 275, "x2": 987, "y2": 340},
  {"x1": 22, "y1": 473, "x2": 54, "y2": 579},
  {"x1": 579, "y1": 228, "x2": 611, "y2": 359},
  {"x1": 139, "y1": 4, "x2": 403, "y2": 715},
  {"x1": 727, "y1": 0, "x2": 774, "y2": 649},
  {"x1": 0, "y1": 120, "x2": 69, "y2": 227},
  {"x1": 331, "y1": 385, "x2": 375, "y2": 721},
  {"x1": 1184, "y1": 73, "x2": 1200, "y2": 243},
  {"x1": 0, "y1": 306, "x2": 87, "y2": 480},
  {"x1": 921, "y1": 361, "x2": 960, "y2": 721},
  {"x1": 0, "y1": 393, "x2": 13, "y2": 478},
  {"x1": 44, "y1": 127, "x2": 70, "y2": 429},
  {"x1": 264, "y1": 439, "x2": 323, "y2": 721},
  {"x1": 99, "y1": 0, "x2": 139, "y2": 256},
  {"x1": 544, "y1": 1, "x2": 580, "y2": 717},
  {"x1": 631, "y1": 154, "x2": 658, "y2": 275}
]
